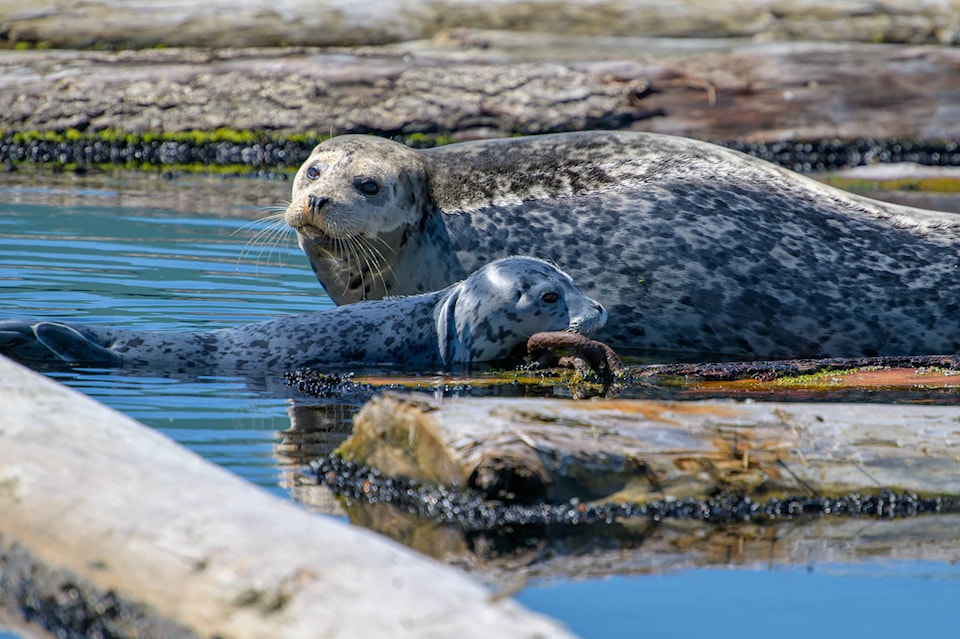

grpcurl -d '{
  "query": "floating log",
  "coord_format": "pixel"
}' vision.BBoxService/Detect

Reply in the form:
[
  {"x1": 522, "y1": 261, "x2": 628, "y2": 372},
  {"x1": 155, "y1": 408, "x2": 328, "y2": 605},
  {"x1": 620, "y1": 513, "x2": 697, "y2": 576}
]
[
  {"x1": 2, "y1": 38, "x2": 960, "y2": 145},
  {"x1": 2, "y1": 0, "x2": 955, "y2": 49},
  {"x1": 336, "y1": 392, "x2": 960, "y2": 504},
  {"x1": 0, "y1": 356, "x2": 573, "y2": 639}
]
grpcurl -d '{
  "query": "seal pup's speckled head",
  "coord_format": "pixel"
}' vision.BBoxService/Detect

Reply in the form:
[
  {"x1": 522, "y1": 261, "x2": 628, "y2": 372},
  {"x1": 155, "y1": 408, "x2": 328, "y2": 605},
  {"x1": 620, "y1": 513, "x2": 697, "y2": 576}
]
[{"x1": 436, "y1": 256, "x2": 607, "y2": 364}]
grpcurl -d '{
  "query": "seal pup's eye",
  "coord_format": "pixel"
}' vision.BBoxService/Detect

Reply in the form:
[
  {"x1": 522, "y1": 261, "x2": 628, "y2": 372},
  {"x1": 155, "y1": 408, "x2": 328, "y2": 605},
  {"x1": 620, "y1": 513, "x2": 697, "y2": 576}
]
[
  {"x1": 541, "y1": 291, "x2": 561, "y2": 304},
  {"x1": 305, "y1": 165, "x2": 322, "y2": 180},
  {"x1": 355, "y1": 177, "x2": 382, "y2": 196}
]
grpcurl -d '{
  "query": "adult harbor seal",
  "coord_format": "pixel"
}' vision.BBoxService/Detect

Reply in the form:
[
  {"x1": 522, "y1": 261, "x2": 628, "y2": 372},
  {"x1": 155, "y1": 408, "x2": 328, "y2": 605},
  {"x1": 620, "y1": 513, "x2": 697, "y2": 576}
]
[
  {"x1": 285, "y1": 131, "x2": 960, "y2": 360},
  {"x1": 0, "y1": 257, "x2": 606, "y2": 373}
]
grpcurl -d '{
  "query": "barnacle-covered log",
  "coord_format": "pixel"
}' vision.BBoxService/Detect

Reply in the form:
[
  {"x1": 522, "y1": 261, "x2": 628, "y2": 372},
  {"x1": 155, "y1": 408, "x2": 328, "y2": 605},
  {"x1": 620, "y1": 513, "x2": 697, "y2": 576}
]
[{"x1": 337, "y1": 392, "x2": 960, "y2": 504}]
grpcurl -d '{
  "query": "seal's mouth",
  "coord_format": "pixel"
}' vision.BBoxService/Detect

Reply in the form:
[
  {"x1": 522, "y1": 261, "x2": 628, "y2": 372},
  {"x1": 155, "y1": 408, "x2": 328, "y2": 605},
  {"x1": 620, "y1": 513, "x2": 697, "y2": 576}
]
[
  {"x1": 567, "y1": 303, "x2": 608, "y2": 337},
  {"x1": 294, "y1": 222, "x2": 333, "y2": 242},
  {"x1": 285, "y1": 197, "x2": 338, "y2": 244}
]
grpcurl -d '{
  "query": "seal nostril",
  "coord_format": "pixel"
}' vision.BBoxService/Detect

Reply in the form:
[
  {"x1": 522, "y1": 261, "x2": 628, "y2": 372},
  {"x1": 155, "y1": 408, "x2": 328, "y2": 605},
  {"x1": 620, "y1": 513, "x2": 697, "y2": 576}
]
[{"x1": 307, "y1": 195, "x2": 330, "y2": 214}]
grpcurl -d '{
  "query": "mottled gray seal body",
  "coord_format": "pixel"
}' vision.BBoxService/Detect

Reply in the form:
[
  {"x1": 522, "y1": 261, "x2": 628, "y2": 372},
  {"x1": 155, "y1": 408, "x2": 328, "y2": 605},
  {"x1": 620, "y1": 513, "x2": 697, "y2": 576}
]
[
  {"x1": 0, "y1": 257, "x2": 606, "y2": 373},
  {"x1": 286, "y1": 131, "x2": 960, "y2": 359}
]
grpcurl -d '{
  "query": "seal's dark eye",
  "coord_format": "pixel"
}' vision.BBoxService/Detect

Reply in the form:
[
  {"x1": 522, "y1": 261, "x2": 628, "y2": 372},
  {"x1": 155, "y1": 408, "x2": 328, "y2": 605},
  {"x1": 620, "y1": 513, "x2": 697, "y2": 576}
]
[
  {"x1": 355, "y1": 178, "x2": 381, "y2": 196},
  {"x1": 541, "y1": 291, "x2": 560, "y2": 304},
  {"x1": 305, "y1": 166, "x2": 321, "y2": 180}
]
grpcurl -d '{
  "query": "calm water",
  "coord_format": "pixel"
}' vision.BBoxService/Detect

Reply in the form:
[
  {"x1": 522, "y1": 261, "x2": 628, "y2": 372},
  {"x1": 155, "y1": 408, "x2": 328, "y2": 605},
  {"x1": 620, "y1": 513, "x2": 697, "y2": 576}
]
[
  {"x1": 0, "y1": 177, "x2": 324, "y2": 497},
  {"x1": 2, "y1": 174, "x2": 958, "y2": 638}
]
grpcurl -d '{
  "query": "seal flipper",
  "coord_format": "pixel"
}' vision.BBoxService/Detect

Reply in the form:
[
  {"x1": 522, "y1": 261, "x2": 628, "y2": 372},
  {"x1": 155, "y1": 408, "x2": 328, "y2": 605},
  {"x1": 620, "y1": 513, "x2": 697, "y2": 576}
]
[
  {"x1": 32, "y1": 322, "x2": 124, "y2": 366},
  {"x1": 0, "y1": 320, "x2": 59, "y2": 362}
]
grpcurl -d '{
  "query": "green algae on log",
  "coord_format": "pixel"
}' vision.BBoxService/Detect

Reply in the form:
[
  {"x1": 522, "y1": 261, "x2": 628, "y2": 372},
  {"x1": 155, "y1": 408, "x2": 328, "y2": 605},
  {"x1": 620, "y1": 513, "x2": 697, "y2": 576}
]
[{"x1": 335, "y1": 392, "x2": 960, "y2": 505}]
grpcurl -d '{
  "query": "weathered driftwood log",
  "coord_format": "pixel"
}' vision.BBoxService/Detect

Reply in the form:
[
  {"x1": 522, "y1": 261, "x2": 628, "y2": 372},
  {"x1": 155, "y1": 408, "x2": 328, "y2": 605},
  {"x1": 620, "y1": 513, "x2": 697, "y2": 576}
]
[
  {"x1": 2, "y1": 39, "x2": 959, "y2": 143},
  {"x1": 0, "y1": 356, "x2": 573, "y2": 639},
  {"x1": 336, "y1": 392, "x2": 960, "y2": 504},
  {"x1": 2, "y1": 0, "x2": 957, "y2": 49}
]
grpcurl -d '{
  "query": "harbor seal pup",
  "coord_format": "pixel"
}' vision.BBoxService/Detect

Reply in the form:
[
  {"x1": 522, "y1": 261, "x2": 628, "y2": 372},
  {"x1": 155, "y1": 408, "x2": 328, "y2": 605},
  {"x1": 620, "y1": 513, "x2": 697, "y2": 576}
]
[
  {"x1": 285, "y1": 131, "x2": 960, "y2": 359},
  {"x1": 0, "y1": 257, "x2": 606, "y2": 373}
]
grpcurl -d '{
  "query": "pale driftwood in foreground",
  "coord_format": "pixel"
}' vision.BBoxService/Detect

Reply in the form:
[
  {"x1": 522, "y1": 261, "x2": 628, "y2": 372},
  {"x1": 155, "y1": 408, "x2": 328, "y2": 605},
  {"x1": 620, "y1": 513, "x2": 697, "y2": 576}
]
[
  {"x1": 338, "y1": 393, "x2": 960, "y2": 503},
  {"x1": 0, "y1": 356, "x2": 573, "y2": 639}
]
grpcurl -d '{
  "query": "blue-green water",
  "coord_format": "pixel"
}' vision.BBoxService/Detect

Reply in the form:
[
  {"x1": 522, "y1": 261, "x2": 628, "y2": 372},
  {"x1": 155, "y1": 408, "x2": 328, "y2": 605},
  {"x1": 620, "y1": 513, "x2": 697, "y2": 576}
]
[
  {"x1": 2, "y1": 176, "x2": 958, "y2": 638},
  {"x1": 0, "y1": 178, "x2": 324, "y2": 495},
  {"x1": 517, "y1": 561, "x2": 960, "y2": 638}
]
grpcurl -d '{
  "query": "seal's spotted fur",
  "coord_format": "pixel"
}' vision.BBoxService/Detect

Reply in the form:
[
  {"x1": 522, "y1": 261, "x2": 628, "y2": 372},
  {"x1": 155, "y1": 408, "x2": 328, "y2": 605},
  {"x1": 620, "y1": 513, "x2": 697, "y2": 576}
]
[
  {"x1": 0, "y1": 257, "x2": 605, "y2": 373},
  {"x1": 287, "y1": 131, "x2": 960, "y2": 359}
]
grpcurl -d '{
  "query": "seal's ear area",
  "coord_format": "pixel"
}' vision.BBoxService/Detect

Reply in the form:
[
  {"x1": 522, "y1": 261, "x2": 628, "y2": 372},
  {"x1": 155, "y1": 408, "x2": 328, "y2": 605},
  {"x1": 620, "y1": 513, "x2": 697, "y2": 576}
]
[
  {"x1": 434, "y1": 285, "x2": 463, "y2": 366},
  {"x1": 32, "y1": 322, "x2": 122, "y2": 366}
]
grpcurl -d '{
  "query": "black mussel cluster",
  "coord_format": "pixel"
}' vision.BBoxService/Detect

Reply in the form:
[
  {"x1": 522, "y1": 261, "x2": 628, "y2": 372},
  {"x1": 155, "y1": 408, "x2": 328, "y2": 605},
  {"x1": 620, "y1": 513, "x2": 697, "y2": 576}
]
[
  {"x1": 311, "y1": 454, "x2": 958, "y2": 531},
  {"x1": 2, "y1": 133, "x2": 959, "y2": 175}
]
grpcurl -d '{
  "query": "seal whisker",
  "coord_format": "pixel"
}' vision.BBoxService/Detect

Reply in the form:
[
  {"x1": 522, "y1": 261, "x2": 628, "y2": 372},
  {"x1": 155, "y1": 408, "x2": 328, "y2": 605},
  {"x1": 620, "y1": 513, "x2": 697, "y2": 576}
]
[
  {"x1": 337, "y1": 236, "x2": 362, "y2": 295},
  {"x1": 359, "y1": 235, "x2": 395, "y2": 297},
  {"x1": 231, "y1": 203, "x2": 291, "y2": 243},
  {"x1": 233, "y1": 210, "x2": 285, "y2": 242},
  {"x1": 332, "y1": 226, "x2": 360, "y2": 299},
  {"x1": 367, "y1": 232, "x2": 399, "y2": 257},
  {"x1": 236, "y1": 214, "x2": 293, "y2": 275},
  {"x1": 236, "y1": 203, "x2": 290, "y2": 229},
  {"x1": 365, "y1": 233, "x2": 400, "y2": 294},
  {"x1": 235, "y1": 216, "x2": 281, "y2": 270},
  {"x1": 322, "y1": 220, "x2": 384, "y2": 300},
  {"x1": 257, "y1": 217, "x2": 298, "y2": 273},
  {"x1": 350, "y1": 235, "x2": 385, "y2": 300}
]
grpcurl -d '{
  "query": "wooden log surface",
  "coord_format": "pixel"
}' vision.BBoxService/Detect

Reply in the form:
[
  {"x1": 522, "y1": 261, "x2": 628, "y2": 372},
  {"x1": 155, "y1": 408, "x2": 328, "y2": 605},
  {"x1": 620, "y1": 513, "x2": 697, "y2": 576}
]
[
  {"x1": 2, "y1": 0, "x2": 957, "y2": 49},
  {"x1": 336, "y1": 392, "x2": 960, "y2": 504},
  {"x1": 2, "y1": 37, "x2": 960, "y2": 144},
  {"x1": 0, "y1": 356, "x2": 574, "y2": 639}
]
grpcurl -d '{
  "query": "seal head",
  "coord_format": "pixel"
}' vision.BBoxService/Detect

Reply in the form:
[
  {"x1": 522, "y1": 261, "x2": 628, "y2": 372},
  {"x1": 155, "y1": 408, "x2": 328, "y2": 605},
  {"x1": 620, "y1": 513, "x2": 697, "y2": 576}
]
[
  {"x1": 286, "y1": 135, "x2": 461, "y2": 303},
  {"x1": 436, "y1": 256, "x2": 606, "y2": 364}
]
